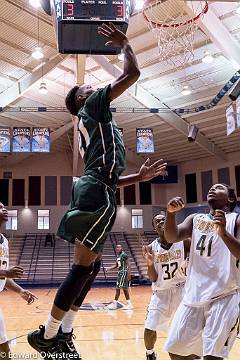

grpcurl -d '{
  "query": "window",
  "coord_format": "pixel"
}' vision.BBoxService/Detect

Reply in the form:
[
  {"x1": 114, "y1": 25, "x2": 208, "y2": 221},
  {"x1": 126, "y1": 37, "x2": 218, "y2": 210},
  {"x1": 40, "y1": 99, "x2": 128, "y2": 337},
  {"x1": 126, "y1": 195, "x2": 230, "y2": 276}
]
[
  {"x1": 185, "y1": 173, "x2": 197, "y2": 203},
  {"x1": 132, "y1": 209, "x2": 143, "y2": 229},
  {"x1": 6, "y1": 210, "x2": 18, "y2": 230},
  {"x1": 139, "y1": 181, "x2": 152, "y2": 205},
  {"x1": 38, "y1": 210, "x2": 50, "y2": 230},
  {"x1": 124, "y1": 184, "x2": 136, "y2": 205}
]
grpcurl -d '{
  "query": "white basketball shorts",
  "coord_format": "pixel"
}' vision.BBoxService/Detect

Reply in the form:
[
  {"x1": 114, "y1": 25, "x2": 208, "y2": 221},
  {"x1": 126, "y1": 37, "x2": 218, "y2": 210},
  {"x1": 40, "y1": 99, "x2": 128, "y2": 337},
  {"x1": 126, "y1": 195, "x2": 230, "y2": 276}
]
[
  {"x1": 0, "y1": 309, "x2": 7, "y2": 344},
  {"x1": 145, "y1": 285, "x2": 184, "y2": 332},
  {"x1": 165, "y1": 291, "x2": 240, "y2": 358}
]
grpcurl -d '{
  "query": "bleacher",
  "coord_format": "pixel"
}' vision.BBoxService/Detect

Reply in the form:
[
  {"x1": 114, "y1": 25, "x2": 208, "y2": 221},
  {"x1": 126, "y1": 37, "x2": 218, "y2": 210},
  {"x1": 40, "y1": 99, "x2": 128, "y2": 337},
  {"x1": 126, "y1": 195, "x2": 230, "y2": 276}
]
[
  {"x1": 124, "y1": 233, "x2": 148, "y2": 277},
  {"x1": 144, "y1": 231, "x2": 158, "y2": 245},
  {"x1": 8, "y1": 232, "x2": 152, "y2": 286}
]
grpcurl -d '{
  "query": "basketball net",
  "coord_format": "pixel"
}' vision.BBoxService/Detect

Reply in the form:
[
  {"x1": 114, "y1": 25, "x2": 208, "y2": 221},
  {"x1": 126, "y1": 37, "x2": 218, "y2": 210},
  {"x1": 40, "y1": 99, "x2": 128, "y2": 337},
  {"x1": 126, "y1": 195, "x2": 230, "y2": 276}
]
[{"x1": 142, "y1": 0, "x2": 208, "y2": 68}]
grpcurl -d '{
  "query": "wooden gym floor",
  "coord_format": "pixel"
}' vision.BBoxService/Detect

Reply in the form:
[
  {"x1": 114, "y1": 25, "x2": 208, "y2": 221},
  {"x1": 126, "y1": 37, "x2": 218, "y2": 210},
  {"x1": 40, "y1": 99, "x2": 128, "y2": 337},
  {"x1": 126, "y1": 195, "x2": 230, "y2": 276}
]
[{"x1": 1, "y1": 286, "x2": 239, "y2": 359}]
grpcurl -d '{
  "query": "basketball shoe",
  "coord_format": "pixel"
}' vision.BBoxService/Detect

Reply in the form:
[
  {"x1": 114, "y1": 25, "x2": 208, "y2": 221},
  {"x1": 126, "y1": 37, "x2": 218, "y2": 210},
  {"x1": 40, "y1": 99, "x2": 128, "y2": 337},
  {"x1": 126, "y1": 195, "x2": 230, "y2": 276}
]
[
  {"x1": 27, "y1": 325, "x2": 63, "y2": 357},
  {"x1": 57, "y1": 327, "x2": 82, "y2": 359},
  {"x1": 146, "y1": 352, "x2": 157, "y2": 360}
]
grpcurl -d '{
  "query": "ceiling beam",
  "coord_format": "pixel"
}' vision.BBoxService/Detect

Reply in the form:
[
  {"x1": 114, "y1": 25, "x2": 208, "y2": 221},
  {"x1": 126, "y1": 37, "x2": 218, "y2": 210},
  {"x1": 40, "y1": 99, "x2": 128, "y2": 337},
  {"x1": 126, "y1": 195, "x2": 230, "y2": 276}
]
[
  {"x1": 51, "y1": 121, "x2": 73, "y2": 142},
  {"x1": 76, "y1": 55, "x2": 86, "y2": 84},
  {"x1": 186, "y1": 1, "x2": 240, "y2": 67},
  {"x1": 0, "y1": 53, "x2": 69, "y2": 107},
  {"x1": 0, "y1": 114, "x2": 38, "y2": 127},
  {"x1": 92, "y1": 55, "x2": 228, "y2": 161},
  {"x1": 0, "y1": 17, "x2": 55, "y2": 49},
  {"x1": 0, "y1": 55, "x2": 32, "y2": 73}
]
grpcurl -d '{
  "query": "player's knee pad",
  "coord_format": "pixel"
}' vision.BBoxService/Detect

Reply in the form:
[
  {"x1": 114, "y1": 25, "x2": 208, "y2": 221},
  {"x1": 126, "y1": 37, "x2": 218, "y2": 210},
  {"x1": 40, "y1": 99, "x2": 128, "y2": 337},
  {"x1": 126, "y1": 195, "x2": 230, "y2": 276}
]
[
  {"x1": 54, "y1": 263, "x2": 93, "y2": 312},
  {"x1": 73, "y1": 260, "x2": 101, "y2": 307}
]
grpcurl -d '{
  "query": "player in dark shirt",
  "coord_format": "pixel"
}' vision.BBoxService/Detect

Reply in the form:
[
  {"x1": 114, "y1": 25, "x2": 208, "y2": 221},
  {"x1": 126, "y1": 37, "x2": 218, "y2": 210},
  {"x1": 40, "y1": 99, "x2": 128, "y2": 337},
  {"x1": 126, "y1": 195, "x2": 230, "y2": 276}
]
[
  {"x1": 28, "y1": 23, "x2": 167, "y2": 357},
  {"x1": 106, "y1": 244, "x2": 133, "y2": 310}
]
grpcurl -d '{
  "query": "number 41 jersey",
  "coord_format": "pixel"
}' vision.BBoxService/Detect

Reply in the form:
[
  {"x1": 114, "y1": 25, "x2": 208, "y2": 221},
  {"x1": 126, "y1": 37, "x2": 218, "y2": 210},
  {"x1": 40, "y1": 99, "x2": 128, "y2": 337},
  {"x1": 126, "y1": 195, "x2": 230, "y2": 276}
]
[
  {"x1": 150, "y1": 239, "x2": 186, "y2": 291},
  {"x1": 183, "y1": 212, "x2": 240, "y2": 307}
]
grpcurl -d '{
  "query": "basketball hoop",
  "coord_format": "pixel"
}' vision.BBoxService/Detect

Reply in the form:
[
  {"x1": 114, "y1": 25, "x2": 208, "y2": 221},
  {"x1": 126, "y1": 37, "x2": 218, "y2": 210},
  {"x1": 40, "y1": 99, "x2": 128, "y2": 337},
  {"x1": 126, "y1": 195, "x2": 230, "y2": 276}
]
[{"x1": 142, "y1": 0, "x2": 209, "y2": 68}]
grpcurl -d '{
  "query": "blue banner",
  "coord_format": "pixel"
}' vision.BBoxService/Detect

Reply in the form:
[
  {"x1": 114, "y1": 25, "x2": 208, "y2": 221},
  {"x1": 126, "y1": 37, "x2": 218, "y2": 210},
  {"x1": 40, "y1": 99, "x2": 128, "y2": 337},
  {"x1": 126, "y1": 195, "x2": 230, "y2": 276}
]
[
  {"x1": 0, "y1": 128, "x2": 11, "y2": 152},
  {"x1": 12, "y1": 127, "x2": 30, "y2": 152},
  {"x1": 136, "y1": 128, "x2": 155, "y2": 153},
  {"x1": 32, "y1": 128, "x2": 50, "y2": 153}
]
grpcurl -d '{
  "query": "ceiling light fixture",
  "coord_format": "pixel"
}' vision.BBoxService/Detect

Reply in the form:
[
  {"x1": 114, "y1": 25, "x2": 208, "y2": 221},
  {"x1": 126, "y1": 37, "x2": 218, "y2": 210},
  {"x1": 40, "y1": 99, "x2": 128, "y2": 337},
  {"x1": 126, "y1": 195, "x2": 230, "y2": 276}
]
[
  {"x1": 39, "y1": 81, "x2": 48, "y2": 94},
  {"x1": 202, "y1": 51, "x2": 214, "y2": 64},
  {"x1": 181, "y1": 85, "x2": 192, "y2": 96},
  {"x1": 135, "y1": 0, "x2": 144, "y2": 11},
  {"x1": 32, "y1": 14, "x2": 44, "y2": 59},
  {"x1": 32, "y1": 46, "x2": 44, "y2": 59},
  {"x1": 29, "y1": 0, "x2": 41, "y2": 8},
  {"x1": 39, "y1": 62, "x2": 48, "y2": 94}
]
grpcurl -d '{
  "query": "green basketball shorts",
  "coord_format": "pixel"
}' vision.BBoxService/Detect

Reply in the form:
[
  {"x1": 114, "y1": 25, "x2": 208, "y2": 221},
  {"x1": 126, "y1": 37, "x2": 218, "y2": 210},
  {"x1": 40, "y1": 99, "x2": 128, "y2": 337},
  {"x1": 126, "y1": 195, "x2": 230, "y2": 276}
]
[
  {"x1": 116, "y1": 271, "x2": 129, "y2": 289},
  {"x1": 57, "y1": 175, "x2": 117, "y2": 254}
]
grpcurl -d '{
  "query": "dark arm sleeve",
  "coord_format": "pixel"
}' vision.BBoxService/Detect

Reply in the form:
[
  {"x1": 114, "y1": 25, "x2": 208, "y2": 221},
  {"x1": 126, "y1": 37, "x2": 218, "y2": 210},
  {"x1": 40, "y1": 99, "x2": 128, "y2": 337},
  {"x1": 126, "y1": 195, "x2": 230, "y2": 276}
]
[{"x1": 84, "y1": 84, "x2": 112, "y2": 123}]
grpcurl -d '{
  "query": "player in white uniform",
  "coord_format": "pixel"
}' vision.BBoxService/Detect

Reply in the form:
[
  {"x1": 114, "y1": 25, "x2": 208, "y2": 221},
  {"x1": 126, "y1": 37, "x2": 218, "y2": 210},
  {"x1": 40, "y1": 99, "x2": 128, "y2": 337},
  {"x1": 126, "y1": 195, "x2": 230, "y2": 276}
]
[
  {"x1": 143, "y1": 213, "x2": 189, "y2": 360},
  {"x1": 0, "y1": 203, "x2": 37, "y2": 358},
  {"x1": 164, "y1": 183, "x2": 240, "y2": 360}
]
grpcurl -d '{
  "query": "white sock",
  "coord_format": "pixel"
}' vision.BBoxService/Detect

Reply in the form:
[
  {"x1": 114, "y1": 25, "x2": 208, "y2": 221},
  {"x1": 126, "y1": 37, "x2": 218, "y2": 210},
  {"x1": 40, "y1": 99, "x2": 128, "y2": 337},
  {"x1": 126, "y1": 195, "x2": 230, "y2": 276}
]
[
  {"x1": 146, "y1": 349, "x2": 154, "y2": 355},
  {"x1": 127, "y1": 300, "x2": 132, "y2": 304},
  {"x1": 113, "y1": 300, "x2": 118, "y2": 303},
  {"x1": 61, "y1": 309, "x2": 77, "y2": 334},
  {"x1": 44, "y1": 314, "x2": 62, "y2": 339}
]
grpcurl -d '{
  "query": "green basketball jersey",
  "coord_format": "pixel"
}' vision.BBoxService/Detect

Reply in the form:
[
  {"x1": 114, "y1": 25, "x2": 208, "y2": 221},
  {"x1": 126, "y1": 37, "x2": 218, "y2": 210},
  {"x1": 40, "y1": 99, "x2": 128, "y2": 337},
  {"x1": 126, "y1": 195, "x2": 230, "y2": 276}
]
[
  {"x1": 117, "y1": 251, "x2": 128, "y2": 272},
  {"x1": 78, "y1": 85, "x2": 126, "y2": 187}
]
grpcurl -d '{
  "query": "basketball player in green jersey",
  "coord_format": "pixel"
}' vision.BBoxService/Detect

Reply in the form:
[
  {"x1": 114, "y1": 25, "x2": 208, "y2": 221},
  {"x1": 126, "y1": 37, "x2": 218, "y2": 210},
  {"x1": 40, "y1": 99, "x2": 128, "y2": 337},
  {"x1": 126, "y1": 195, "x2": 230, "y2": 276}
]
[
  {"x1": 106, "y1": 244, "x2": 133, "y2": 309},
  {"x1": 28, "y1": 23, "x2": 167, "y2": 357}
]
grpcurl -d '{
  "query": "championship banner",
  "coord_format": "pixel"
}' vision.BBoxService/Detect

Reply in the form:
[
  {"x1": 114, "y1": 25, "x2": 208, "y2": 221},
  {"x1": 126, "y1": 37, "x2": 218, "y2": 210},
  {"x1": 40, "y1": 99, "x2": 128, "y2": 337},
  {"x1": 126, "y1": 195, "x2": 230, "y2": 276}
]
[
  {"x1": 32, "y1": 127, "x2": 50, "y2": 153},
  {"x1": 136, "y1": 128, "x2": 154, "y2": 153},
  {"x1": 236, "y1": 97, "x2": 240, "y2": 129},
  {"x1": 226, "y1": 105, "x2": 236, "y2": 136},
  {"x1": 12, "y1": 127, "x2": 31, "y2": 152},
  {"x1": 0, "y1": 128, "x2": 11, "y2": 152}
]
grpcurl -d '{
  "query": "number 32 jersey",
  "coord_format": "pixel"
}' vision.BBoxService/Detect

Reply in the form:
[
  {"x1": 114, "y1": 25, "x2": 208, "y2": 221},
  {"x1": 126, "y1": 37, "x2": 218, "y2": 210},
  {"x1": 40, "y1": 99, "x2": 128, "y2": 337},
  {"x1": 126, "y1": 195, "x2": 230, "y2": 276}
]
[
  {"x1": 183, "y1": 212, "x2": 240, "y2": 306},
  {"x1": 150, "y1": 239, "x2": 186, "y2": 291}
]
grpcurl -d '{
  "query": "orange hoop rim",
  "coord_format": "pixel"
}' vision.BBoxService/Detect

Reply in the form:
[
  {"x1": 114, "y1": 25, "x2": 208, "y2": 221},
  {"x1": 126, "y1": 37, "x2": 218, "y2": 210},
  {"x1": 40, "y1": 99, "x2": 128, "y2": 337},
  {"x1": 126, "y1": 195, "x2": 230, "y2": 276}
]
[{"x1": 142, "y1": 1, "x2": 209, "y2": 28}]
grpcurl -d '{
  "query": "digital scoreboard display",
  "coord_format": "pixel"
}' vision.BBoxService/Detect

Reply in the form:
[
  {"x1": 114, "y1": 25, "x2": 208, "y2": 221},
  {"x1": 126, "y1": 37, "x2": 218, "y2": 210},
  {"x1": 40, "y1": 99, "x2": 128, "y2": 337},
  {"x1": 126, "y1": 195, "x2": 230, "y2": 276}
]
[
  {"x1": 51, "y1": 0, "x2": 132, "y2": 54},
  {"x1": 63, "y1": 1, "x2": 125, "y2": 21}
]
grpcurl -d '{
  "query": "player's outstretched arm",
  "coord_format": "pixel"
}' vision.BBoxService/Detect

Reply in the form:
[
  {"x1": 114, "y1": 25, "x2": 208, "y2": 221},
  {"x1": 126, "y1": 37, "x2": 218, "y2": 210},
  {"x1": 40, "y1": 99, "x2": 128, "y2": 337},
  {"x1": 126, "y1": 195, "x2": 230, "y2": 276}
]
[
  {"x1": 98, "y1": 23, "x2": 140, "y2": 101},
  {"x1": 165, "y1": 197, "x2": 194, "y2": 243},
  {"x1": 105, "y1": 262, "x2": 118, "y2": 272},
  {"x1": 5, "y1": 279, "x2": 38, "y2": 304},
  {"x1": 118, "y1": 158, "x2": 167, "y2": 187}
]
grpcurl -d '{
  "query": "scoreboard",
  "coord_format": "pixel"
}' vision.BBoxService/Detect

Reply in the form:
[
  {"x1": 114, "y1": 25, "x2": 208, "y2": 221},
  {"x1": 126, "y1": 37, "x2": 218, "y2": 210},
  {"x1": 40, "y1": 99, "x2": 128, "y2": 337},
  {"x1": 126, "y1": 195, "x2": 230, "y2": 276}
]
[
  {"x1": 62, "y1": 1, "x2": 127, "y2": 21},
  {"x1": 49, "y1": 0, "x2": 132, "y2": 54}
]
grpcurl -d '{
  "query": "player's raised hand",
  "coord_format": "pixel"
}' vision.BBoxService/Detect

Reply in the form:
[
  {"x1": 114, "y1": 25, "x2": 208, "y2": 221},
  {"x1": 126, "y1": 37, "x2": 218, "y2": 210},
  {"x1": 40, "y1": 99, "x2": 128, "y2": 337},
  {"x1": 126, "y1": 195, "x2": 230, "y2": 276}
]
[
  {"x1": 5, "y1": 266, "x2": 24, "y2": 279},
  {"x1": 97, "y1": 23, "x2": 128, "y2": 48},
  {"x1": 139, "y1": 158, "x2": 167, "y2": 182},
  {"x1": 167, "y1": 197, "x2": 185, "y2": 213},
  {"x1": 20, "y1": 289, "x2": 38, "y2": 305},
  {"x1": 213, "y1": 209, "x2": 226, "y2": 236},
  {"x1": 142, "y1": 246, "x2": 154, "y2": 266}
]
